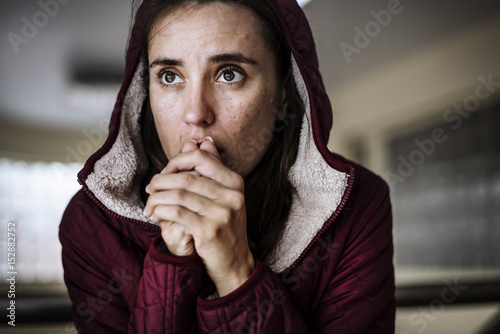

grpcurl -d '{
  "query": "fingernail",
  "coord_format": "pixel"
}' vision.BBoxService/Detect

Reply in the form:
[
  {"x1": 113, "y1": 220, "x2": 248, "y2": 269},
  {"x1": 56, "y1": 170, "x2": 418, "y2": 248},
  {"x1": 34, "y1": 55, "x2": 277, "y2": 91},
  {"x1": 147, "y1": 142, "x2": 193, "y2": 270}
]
[
  {"x1": 160, "y1": 167, "x2": 167, "y2": 174},
  {"x1": 203, "y1": 136, "x2": 214, "y2": 144},
  {"x1": 186, "y1": 138, "x2": 197, "y2": 145},
  {"x1": 143, "y1": 206, "x2": 149, "y2": 217},
  {"x1": 145, "y1": 184, "x2": 150, "y2": 193}
]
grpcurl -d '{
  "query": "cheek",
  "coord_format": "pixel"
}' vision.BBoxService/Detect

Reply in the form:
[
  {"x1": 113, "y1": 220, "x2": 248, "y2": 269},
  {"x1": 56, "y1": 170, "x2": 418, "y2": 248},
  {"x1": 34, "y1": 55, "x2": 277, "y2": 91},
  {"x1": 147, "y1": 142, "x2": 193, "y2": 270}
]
[
  {"x1": 228, "y1": 98, "x2": 275, "y2": 137},
  {"x1": 149, "y1": 92, "x2": 179, "y2": 158},
  {"x1": 248, "y1": 96, "x2": 276, "y2": 131},
  {"x1": 150, "y1": 87, "x2": 174, "y2": 117},
  {"x1": 225, "y1": 96, "x2": 277, "y2": 169}
]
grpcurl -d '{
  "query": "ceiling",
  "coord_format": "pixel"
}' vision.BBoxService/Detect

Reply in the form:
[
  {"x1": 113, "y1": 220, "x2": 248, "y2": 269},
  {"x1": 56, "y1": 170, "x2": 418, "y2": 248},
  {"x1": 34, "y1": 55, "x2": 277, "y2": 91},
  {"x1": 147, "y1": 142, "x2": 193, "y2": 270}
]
[
  {"x1": 303, "y1": 0, "x2": 500, "y2": 154},
  {"x1": 0, "y1": 0, "x2": 131, "y2": 130},
  {"x1": 1, "y1": 0, "x2": 499, "y2": 137}
]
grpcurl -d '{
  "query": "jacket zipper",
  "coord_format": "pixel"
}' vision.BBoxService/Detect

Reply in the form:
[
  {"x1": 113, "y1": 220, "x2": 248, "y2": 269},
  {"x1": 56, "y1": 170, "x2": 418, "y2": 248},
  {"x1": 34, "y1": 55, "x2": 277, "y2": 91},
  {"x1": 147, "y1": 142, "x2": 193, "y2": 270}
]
[{"x1": 280, "y1": 167, "x2": 355, "y2": 274}]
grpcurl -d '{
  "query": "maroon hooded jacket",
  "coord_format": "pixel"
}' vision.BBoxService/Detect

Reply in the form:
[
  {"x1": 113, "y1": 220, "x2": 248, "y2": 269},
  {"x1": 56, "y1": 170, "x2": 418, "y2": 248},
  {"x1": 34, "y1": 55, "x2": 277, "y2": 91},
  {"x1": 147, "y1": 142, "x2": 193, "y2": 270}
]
[{"x1": 59, "y1": 0, "x2": 396, "y2": 333}]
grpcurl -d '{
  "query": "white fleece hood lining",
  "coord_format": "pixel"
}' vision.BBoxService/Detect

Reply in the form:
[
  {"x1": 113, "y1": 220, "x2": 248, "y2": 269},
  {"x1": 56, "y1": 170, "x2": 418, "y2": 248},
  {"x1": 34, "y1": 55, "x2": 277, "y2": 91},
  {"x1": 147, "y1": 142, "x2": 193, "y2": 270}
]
[{"x1": 85, "y1": 55, "x2": 348, "y2": 273}]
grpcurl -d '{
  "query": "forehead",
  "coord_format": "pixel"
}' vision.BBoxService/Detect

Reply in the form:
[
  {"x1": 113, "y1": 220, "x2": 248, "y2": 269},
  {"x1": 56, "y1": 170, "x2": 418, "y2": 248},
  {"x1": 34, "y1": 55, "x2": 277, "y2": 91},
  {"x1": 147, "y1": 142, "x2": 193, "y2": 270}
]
[{"x1": 148, "y1": 2, "x2": 267, "y2": 57}]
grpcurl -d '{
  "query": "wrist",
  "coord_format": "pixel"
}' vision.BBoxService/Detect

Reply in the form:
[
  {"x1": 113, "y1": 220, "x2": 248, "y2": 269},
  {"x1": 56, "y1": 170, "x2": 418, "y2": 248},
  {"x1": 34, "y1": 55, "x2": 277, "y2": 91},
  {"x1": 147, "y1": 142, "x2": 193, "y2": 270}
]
[{"x1": 215, "y1": 256, "x2": 255, "y2": 297}]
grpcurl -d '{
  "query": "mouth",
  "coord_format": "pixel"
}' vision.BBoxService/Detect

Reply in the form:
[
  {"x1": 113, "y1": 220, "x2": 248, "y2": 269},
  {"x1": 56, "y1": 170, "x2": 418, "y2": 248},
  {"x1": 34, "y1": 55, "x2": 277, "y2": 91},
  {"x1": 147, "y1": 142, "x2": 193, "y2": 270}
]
[{"x1": 188, "y1": 136, "x2": 224, "y2": 154}]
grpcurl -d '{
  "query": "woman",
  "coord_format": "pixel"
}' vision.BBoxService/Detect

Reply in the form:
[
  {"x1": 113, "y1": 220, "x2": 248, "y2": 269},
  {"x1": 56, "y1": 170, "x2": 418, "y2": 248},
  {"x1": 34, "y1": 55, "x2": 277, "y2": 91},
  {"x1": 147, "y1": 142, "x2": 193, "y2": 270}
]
[{"x1": 60, "y1": 0, "x2": 395, "y2": 333}]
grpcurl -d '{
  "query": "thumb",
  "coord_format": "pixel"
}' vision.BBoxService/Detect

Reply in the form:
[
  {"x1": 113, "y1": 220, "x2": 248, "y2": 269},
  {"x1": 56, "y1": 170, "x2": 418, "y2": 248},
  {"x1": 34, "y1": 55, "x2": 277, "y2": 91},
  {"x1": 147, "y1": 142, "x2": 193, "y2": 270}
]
[
  {"x1": 199, "y1": 136, "x2": 221, "y2": 160},
  {"x1": 181, "y1": 139, "x2": 198, "y2": 153},
  {"x1": 161, "y1": 140, "x2": 199, "y2": 174}
]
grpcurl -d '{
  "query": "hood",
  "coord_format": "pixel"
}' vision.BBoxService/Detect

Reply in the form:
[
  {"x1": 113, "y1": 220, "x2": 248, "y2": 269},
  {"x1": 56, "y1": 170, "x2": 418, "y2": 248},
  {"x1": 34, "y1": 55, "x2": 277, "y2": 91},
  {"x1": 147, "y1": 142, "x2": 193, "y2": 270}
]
[{"x1": 78, "y1": 0, "x2": 353, "y2": 273}]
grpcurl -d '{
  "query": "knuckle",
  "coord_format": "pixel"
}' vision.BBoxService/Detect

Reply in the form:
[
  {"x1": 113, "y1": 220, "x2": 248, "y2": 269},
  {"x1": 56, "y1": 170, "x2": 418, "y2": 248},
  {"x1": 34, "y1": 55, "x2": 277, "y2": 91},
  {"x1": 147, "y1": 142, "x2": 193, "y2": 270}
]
[
  {"x1": 173, "y1": 189, "x2": 186, "y2": 202},
  {"x1": 232, "y1": 173, "x2": 244, "y2": 191},
  {"x1": 228, "y1": 191, "x2": 245, "y2": 210},
  {"x1": 172, "y1": 206, "x2": 183, "y2": 221},
  {"x1": 178, "y1": 173, "x2": 193, "y2": 188},
  {"x1": 153, "y1": 206, "x2": 167, "y2": 222},
  {"x1": 217, "y1": 207, "x2": 232, "y2": 224}
]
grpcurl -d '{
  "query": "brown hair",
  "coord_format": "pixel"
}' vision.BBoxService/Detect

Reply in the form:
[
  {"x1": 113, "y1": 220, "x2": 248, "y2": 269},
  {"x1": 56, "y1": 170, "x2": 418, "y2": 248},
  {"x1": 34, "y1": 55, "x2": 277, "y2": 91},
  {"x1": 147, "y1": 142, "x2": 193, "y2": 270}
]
[{"x1": 137, "y1": 0, "x2": 304, "y2": 262}]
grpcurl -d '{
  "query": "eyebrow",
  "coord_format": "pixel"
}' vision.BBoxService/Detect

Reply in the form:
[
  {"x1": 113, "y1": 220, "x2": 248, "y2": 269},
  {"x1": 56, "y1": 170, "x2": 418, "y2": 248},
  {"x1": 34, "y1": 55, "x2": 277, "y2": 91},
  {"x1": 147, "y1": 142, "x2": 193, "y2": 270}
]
[
  {"x1": 149, "y1": 53, "x2": 258, "y2": 69},
  {"x1": 149, "y1": 58, "x2": 183, "y2": 69},
  {"x1": 209, "y1": 53, "x2": 258, "y2": 65}
]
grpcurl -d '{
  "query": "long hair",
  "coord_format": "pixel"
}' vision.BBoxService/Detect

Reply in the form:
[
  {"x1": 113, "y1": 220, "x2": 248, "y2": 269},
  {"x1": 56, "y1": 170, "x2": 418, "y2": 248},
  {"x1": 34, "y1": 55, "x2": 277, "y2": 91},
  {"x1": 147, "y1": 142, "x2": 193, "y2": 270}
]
[{"x1": 136, "y1": 0, "x2": 304, "y2": 262}]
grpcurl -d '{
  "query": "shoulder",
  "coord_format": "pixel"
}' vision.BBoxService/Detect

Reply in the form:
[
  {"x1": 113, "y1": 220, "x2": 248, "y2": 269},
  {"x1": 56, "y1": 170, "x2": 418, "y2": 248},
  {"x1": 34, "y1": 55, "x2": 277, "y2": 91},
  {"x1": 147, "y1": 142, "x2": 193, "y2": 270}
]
[
  {"x1": 59, "y1": 188, "x2": 159, "y2": 259},
  {"x1": 333, "y1": 158, "x2": 393, "y2": 260},
  {"x1": 324, "y1": 155, "x2": 392, "y2": 247},
  {"x1": 341, "y1": 156, "x2": 391, "y2": 216},
  {"x1": 60, "y1": 189, "x2": 106, "y2": 238},
  {"x1": 59, "y1": 189, "x2": 113, "y2": 260},
  {"x1": 323, "y1": 151, "x2": 390, "y2": 204},
  {"x1": 62, "y1": 188, "x2": 102, "y2": 216}
]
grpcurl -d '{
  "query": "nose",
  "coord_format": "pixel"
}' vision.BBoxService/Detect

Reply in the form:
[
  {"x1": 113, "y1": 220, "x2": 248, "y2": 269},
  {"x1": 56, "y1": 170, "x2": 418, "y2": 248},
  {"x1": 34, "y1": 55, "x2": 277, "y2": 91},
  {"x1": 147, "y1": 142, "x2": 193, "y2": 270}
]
[{"x1": 183, "y1": 79, "x2": 215, "y2": 126}]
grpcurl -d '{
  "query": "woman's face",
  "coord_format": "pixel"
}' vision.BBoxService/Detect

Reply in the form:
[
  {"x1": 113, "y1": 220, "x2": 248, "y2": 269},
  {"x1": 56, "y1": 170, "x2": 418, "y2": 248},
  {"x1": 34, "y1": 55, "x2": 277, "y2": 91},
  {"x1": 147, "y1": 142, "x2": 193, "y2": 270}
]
[{"x1": 148, "y1": 2, "x2": 283, "y2": 176}]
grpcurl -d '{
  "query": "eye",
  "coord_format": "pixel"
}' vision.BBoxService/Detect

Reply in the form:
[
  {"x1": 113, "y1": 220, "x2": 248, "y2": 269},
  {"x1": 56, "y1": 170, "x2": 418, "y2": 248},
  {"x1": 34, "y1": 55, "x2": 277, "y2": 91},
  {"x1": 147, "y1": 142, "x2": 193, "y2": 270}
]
[
  {"x1": 160, "y1": 71, "x2": 183, "y2": 85},
  {"x1": 217, "y1": 68, "x2": 244, "y2": 83}
]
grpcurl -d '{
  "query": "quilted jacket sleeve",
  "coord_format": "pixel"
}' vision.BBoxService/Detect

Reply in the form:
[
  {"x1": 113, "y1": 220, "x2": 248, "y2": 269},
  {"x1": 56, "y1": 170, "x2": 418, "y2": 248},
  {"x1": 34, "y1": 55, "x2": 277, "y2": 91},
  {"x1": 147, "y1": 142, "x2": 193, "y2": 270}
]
[
  {"x1": 196, "y1": 260, "x2": 309, "y2": 333},
  {"x1": 128, "y1": 236, "x2": 208, "y2": 333},
  {"x1": 129, "y1": 241, "x2": 310, "y2": 333}
]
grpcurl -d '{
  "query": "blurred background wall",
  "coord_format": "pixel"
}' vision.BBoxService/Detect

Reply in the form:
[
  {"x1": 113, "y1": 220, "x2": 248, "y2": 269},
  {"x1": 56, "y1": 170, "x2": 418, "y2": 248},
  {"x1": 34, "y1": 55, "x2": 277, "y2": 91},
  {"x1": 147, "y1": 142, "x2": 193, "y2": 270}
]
[{"x1": 0, "y1": 0, "x2": 499, "y2": 332}]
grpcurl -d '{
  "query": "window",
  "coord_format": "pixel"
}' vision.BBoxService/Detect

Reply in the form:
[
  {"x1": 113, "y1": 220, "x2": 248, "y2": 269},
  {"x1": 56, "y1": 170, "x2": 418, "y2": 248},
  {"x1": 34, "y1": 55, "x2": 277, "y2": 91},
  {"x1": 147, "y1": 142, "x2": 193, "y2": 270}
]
[
  {"x1": 0, "y1": 159, "x2": 82, "y2": 283},
  {"x1": 388, "y1": 102, "x2": 500, "y2": 270}
]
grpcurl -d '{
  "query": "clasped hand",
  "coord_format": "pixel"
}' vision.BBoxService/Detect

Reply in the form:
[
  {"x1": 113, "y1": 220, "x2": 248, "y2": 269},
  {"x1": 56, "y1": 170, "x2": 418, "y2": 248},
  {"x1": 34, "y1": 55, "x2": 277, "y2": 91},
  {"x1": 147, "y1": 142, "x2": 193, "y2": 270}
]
[{"x1": 143, "y1": 139, "x2": 255, "y2": 296}]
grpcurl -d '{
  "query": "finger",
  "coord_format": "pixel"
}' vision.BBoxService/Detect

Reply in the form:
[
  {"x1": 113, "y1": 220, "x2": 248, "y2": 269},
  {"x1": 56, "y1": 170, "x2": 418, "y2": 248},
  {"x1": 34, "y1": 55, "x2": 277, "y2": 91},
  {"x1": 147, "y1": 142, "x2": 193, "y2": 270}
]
[
  {"x1": 159, "y1": 140, "x2": 199, "y2": 175},
  {"x1": 199, "y1": 137, "x2": 221, "y2": 160},
  {"x1": 145, "y1": 182, "x2": 244, "y2": 220},
  {"x1": 160, "y1": 140, "x2": 200, "y2": 176},
  {"x1": 147, "y1": 172, "x2": 240, "y2": 201},
  {"x1": 182, "y1": 139, "x2": 198, "y2": 153},
  {"x1": 163, "y1": 150, "x2": 243, "y2": 191},
  {"x1": 160, "y1": 221, "x2": 194, "y2": 256},
  {"x1": 181, "y1": 139, "x2": 202, "y2": 177},
  {"x1": 145, "y1": 188, "x2": 215, "y2": 217},
  {"x1": 150, "y1": 204, "x2": 203, "y2": 232},
  {"x1": 161, "y1": 139, "x2": 216, "y2": 176},
  {"x1": 160, "y1": 221, "x2": 193, "y2": 242}
]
